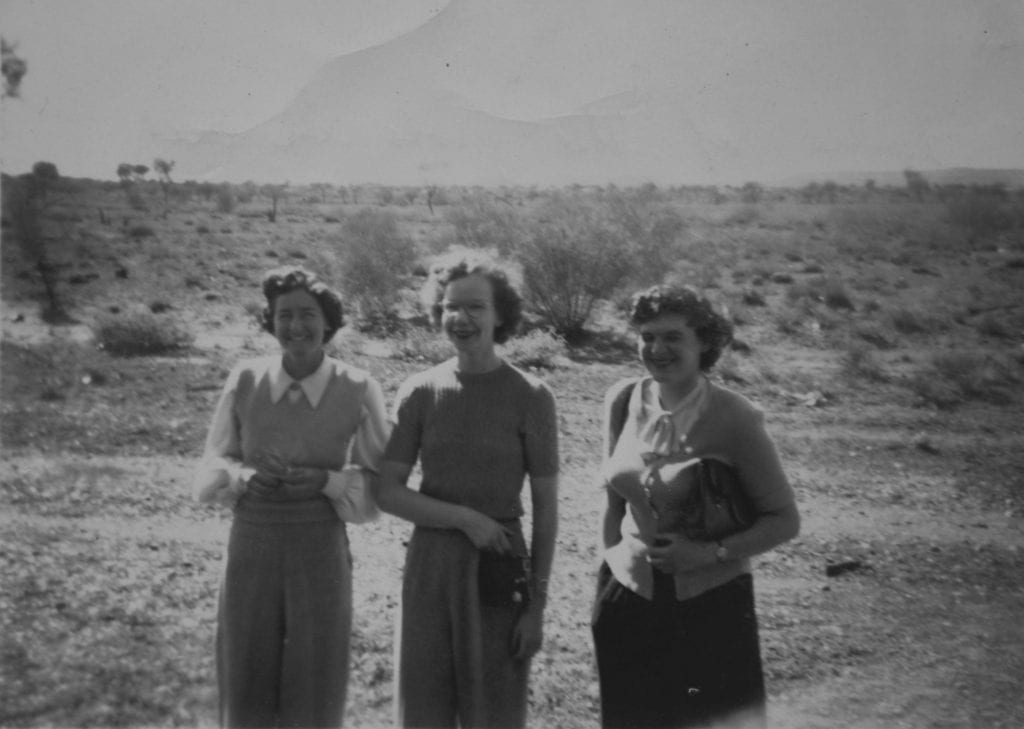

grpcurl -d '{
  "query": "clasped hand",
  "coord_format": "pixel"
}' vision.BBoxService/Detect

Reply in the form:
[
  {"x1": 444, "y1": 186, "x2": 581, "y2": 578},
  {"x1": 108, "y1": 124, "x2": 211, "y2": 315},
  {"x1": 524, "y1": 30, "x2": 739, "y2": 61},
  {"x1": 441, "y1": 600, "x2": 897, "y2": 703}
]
[
  {"x1": 247, "y1": 449, "x2": 327, "y2": 501},
  {"x1": 461, "y1": 510, "x2": 514, "y2": 553},
  {"x1": 646, "y1": 533, "x2": 714, "y2": 575}
]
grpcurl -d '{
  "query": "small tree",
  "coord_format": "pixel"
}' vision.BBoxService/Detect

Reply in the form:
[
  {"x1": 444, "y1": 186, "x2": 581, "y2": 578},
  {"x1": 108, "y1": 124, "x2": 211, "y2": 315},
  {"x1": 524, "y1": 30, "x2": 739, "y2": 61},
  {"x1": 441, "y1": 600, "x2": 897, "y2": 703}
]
[
  {"x1": 739, "y1": 181, "x2": 764, "y2": 204},
  {"x1": 311, "y1": 183, "x2": 330, "y2": 204},
  {"x1": 153, "y1": 158, "x2": 175, "y2": 216},
  {"x1": 2, "y1": 163, "x2": 67, "y2": 320},
  {"x1": 1, "y1": 37, "x2": 27, "y2": 98},
  {"x1": 262, "y1": 183, "x2": 288, "y2": 222},
  {"x1": 515, "y1": 198, "x2": 633, "y2": 342},
  {"x1": 904, "y1": 169, "x2": 930, "y2": 202},
  {"x1": 335, "y1": 209, "x2": 417, "y2": 330}
]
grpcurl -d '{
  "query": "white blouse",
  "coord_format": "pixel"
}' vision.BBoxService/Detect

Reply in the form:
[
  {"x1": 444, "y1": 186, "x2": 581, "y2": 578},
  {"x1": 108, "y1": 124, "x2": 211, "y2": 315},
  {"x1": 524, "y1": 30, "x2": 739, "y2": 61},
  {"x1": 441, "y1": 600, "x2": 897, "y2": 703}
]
[{"x1": 192, "y1": 355, "x2": 391, "y2": 523}]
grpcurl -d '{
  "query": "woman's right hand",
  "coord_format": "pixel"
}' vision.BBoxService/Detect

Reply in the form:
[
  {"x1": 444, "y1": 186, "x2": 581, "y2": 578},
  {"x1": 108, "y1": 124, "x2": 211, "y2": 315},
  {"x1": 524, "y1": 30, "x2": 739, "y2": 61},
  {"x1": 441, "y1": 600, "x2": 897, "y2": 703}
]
[
  {"x1": 246, "y1": 470, "x2": 284, "y2": 500},
  {"x1": 460, "y1": 509, "x2": 513, "y2": 553}
]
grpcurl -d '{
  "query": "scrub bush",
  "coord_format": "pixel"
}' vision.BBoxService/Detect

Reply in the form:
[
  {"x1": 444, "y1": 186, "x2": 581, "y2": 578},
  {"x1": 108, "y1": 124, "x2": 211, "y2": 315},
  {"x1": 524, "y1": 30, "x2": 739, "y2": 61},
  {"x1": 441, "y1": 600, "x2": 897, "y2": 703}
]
[
  {"x1": 515, "y1": 197, "x2": 632, "y2": 343},
  {"x1": 94, "y1": 311, "x2": 194, "y2": 356},
  {"x1": 335, "y1": 209, "x2": 417, "y2": 327}
]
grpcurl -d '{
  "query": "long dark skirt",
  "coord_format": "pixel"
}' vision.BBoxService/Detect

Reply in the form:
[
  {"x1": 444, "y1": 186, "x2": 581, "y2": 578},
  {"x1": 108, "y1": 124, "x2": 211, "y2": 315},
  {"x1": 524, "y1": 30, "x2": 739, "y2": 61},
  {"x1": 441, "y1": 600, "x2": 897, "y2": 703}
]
[
  {"x1": 217, "y1": 501, "x2": 351, "y2": 729},
  {"x1": 592, "y1": 564, "x2": 766, "y2": 729}
]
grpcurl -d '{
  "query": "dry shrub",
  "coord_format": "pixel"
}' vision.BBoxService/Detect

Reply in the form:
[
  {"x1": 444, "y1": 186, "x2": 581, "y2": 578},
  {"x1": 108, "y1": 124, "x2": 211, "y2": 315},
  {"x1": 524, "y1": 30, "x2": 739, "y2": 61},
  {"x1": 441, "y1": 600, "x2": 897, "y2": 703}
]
[
  {"x1": 840, "y1": 341, "x2": 889, "y2": 382},
  {"x1": 822, "y1": 278, "x2": 855, "y2": 310},
  {"x1": 335, "y1": 208, "x2": 417, "y2": 326},
  {"x1": 444, "y1": 194, "x2": 524, "y2": 255},
  {"x1": 94, "y1": 311, "x2": 194, "y2": 356},
  {"x1": 889, "y1": 307, "x2": 948, "y2": 335},
  {"x1": 908, "y1": 352, "x2": 1019, "y2": 408},
  {"x1": 501, "y1": 329, "x2": 570, "y2": 370},
  {"x1": 853, "y1": 321, "x2": 897, "y2": 350},
  {"x1": 390, "y1": 327, "x2": 453, "y2": 364}
]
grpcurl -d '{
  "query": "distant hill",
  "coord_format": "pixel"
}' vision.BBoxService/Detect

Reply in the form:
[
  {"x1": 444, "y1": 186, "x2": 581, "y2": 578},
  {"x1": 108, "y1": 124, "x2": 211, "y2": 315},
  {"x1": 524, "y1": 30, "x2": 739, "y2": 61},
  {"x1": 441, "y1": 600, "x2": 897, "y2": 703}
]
[
  {"x1": 148, "y1": 2, "x2": 707, "y2": 187},
  {"x1": 774, "y1": 168, "x2": 1024, "y2": 189}
]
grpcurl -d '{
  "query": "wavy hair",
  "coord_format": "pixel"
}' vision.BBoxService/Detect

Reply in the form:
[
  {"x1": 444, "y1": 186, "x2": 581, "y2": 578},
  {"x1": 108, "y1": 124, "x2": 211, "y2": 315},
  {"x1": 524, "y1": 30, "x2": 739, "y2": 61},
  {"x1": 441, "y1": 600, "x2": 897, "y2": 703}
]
[
  {"x1": 428, "y1": 255, "x2": 522, "y2": 344},
  {"x1": 259, "y1": 266, "x2": 345, "y2": 343},
  {"x1": 628, "y1": 284, "x2": 733, "y2": 371}
]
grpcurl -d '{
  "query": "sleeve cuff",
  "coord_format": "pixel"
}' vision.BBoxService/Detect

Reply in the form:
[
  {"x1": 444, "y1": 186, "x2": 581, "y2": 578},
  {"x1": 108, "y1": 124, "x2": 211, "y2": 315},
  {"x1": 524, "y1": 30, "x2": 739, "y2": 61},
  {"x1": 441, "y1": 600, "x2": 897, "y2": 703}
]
[{"x1": 322, "y1": 466, "x2": 379, "y2": 524}]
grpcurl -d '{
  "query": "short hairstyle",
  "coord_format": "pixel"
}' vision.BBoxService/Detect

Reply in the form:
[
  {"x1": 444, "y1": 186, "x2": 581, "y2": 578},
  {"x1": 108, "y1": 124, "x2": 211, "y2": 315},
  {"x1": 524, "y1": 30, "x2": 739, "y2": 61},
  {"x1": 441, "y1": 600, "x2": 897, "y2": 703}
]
[
  {"x1": 259, "y1": 266, "x2": 345, "y2": 343},
  {"x1": 628, "y1": 284, "x2": 734, "y2": 371},
  {"x1": 429, "y1": 256, "x2": 522, "y2": 344}
]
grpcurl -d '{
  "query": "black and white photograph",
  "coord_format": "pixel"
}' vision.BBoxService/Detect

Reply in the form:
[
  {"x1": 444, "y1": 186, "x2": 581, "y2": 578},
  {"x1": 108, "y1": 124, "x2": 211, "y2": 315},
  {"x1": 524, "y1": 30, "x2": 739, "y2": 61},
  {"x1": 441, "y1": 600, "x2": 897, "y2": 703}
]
[{"x1": 2, "y1": 1, "x2": 1022, "y2": 727}]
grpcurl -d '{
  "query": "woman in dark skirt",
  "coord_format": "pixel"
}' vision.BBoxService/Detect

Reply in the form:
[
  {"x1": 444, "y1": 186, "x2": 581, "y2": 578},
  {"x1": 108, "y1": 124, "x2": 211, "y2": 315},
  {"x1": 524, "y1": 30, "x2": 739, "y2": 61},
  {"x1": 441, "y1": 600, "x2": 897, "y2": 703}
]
[
  {"x1": 193, "y1": 266, "x2": 390, "y2": 728},
  {"x1": 593, "y1": 284, "x2": 800, "y2": 729}
]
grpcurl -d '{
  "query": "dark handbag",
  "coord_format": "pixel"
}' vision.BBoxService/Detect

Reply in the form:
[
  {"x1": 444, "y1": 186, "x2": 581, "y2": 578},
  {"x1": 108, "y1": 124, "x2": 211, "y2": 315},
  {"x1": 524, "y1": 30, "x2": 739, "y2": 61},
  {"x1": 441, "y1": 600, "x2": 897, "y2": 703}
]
[
  {"x1": 478, "y1": 551, "x2": 531, "y2": 608},
  {"x1": 678, "y1": 459, "x2": 755, "y2": 542}
]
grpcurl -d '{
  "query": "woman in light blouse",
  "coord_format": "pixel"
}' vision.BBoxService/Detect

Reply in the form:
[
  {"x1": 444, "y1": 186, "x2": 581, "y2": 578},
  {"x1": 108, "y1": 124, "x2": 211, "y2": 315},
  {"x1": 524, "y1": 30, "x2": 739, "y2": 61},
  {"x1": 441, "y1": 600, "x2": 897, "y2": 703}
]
[
  {"x1": 592, "y1": 284, "x2": 800, "y2": 729},
  {"x1": 193, "y1": 265, "x2": 390, "y2": 728}
]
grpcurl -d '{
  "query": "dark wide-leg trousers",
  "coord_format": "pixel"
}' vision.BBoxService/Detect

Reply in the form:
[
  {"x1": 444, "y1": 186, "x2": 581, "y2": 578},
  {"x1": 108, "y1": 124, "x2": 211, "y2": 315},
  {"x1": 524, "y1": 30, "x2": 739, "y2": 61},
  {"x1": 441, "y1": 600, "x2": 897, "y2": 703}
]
[
  {"x1": 592, "y1": 565, "x2": 766, "y2": 729},
  {"x1": 217, "y1": 514, "x2": 351, "y2": 729}
]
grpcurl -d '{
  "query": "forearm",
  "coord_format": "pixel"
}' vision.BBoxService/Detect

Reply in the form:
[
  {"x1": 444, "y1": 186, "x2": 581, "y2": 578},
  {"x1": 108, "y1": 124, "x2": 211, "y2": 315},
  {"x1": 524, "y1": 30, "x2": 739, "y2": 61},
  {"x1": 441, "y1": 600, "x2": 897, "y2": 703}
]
[
  {"x1": 600, "y1": 490, "x2": 627, "y2": 551},
  {"x1": 375, "y1": 464, "x2": 478, "y2": 532},
  {"x1": 718, "y1": 502, "x2": 800, "y2": 562},
  {"x1": 528, "y1": 476, "x2": 559, "y2": 607}
]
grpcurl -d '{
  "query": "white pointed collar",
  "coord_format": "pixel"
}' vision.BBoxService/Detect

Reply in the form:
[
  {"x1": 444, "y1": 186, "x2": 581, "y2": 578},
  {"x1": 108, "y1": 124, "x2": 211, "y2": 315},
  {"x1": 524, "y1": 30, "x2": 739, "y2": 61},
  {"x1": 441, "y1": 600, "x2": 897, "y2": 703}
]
[{"x1": 268, "y1": 355, "x2": 332, "y2": 407}]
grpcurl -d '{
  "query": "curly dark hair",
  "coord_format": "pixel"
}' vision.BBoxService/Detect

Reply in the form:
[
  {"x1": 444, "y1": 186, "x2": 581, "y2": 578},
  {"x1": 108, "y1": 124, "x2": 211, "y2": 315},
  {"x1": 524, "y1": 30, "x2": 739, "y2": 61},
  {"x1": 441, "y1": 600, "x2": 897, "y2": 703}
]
[
  {"x1": 259, "y1": 266, "x2": 345, "y2": 343},
  {"x1": 628, "y1": 284, "x2": 734, "y2": 371},
  {"x1": 429, "y1": 256, "x2": 522, "y2": 344}
]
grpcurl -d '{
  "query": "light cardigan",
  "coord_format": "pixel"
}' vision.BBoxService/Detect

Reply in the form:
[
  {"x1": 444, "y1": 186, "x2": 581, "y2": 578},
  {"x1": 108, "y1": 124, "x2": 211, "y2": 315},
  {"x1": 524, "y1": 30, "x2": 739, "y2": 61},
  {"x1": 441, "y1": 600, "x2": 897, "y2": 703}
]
[
  {"x1": 602, "y1": 376, "x2": 795, "y2": 601},
  {"x1": 192, "y1": 355, "x2": 391, "y2": 522}
]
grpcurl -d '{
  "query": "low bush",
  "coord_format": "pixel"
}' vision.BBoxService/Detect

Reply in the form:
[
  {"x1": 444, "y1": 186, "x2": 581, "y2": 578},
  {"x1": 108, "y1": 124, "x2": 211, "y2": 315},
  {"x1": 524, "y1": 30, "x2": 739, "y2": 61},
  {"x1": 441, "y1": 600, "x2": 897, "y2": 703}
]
[
  {"x1": 335, "y1": 209, "x2": 417, "y2": 323},
  {"x1": 94, "y1": 311, "x2": 194, "y2": 356},
  {"x1": 889, "y1": 307, "x2": 948, "y2": 335},
  {"x1": 391, "y1": 327, "x2": 453, "y2": 364},
  {"x1": 516, "y1": 203, "x2": 632, "y2": 342},
  {"x1": 445, "y1": 194, "x2": 524, "y2": 255},
  {"x1": 501, "y1": 329, "x2": 570, "y2": 369},
  {"x1": 907, "y1": 351, "x2": 1018, "y2": 408},
  {"x1": 127, "y1": 225, "x2": 154, "y2": 240},
  {"x1": 853, "y1": 321, "x2": 897, "y2": 349},
  {"x1": 840, "y1": 341, "x2": 889, "y2": 382}
]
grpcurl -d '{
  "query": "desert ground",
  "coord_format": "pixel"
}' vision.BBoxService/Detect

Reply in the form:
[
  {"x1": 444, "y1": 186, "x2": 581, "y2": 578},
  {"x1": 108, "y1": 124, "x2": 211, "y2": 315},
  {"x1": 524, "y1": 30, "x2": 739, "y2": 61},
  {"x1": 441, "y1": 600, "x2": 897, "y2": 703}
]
[{"x1": 2, "y1": 176, "x2": 1023, "y2": 728}]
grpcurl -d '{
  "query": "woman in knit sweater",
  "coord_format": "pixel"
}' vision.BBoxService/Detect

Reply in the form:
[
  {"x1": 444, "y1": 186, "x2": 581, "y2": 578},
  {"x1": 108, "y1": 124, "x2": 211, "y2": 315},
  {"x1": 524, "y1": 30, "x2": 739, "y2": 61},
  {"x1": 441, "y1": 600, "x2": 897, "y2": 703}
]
[
  {"x1": 592, "y1": 284, "x2": 800, "y2": 729},
  {"x1": 193, "y1": 266, "x2": 390, "y2": 728},
  {"x1": 376, "y1": 255, "x2": 559, "y2": 729}
]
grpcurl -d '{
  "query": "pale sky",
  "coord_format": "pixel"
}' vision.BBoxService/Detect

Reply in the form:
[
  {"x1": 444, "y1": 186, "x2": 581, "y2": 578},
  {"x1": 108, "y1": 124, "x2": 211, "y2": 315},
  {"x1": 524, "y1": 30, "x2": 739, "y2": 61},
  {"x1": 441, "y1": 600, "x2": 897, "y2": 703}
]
[{"x1": 2, "y1": 0, "x2": 1023, "y2": 184}]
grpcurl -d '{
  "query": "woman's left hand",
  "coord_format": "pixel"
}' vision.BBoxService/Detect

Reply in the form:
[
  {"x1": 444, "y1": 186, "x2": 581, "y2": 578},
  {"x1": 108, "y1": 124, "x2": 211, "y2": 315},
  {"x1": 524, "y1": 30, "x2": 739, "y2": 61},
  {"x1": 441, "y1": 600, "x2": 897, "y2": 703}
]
[
  {"x1": 510, "y1": 605, "x2": 544, "y2": 661},
  {"x1": 646, "y1": 533, "x2": 715, "y2": 575}
]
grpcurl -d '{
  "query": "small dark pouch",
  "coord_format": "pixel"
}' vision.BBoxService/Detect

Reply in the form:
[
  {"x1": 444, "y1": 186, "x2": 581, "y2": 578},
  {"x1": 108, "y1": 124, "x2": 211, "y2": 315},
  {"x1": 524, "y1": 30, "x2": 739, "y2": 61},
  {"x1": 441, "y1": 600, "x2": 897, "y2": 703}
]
[{"x1": 478, "y1": 552, "x2": 531, "y2": 609}]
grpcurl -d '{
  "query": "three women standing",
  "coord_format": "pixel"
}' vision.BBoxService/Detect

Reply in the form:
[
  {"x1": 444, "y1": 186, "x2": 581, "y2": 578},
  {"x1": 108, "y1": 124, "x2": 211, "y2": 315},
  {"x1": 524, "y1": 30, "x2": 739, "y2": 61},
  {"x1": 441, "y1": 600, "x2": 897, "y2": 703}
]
[
  {"x1": 376, "y1": 257, "x2": 560, "y2": 729},
  {"x1": 592, "y1": 284, "x2": 800, "y2": 729},
  {"x1": 193, "y1": 266, "x2": 390, "y2": 728}
]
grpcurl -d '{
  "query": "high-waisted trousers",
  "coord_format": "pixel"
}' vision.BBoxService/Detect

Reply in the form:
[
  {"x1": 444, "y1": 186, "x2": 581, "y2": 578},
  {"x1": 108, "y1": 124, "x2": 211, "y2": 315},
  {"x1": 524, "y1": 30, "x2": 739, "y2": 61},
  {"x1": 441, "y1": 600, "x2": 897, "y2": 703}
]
[
  {"x1": 395, "y1": 525, "x2": 530, "y2": 729},
  {"x1": 217, "y1": 499, "x2": 351, "y2": 728}
]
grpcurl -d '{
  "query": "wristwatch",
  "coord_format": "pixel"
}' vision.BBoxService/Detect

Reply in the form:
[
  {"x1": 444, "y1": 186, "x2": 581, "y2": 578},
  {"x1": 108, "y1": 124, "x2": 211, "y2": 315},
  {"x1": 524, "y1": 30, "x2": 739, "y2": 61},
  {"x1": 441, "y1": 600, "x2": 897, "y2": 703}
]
[{"x1": 714, "y1": 540, "x2": 729, "y2": 563}]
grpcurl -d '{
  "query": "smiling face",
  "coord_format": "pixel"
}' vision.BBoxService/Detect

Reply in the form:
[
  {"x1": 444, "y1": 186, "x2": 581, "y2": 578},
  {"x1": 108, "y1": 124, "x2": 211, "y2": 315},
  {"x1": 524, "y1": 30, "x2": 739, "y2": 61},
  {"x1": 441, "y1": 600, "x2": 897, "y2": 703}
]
[
  {"x1": 637, "y1": 313, "x2": 708, "y2": 397},
  {"x1": 440, "y1": 273, "x2": 502, "y2": 358},
  {"x1": 271, "y1": 288, "x2": 327, "y2": 367}
]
